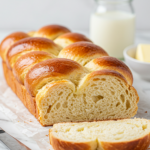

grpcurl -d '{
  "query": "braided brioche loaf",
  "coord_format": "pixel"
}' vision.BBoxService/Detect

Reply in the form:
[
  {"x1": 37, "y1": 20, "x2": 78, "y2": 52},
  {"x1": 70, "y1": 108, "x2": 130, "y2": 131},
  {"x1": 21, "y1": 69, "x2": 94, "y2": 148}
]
[{"x1": 0, "y1": 24, "x2": 139, "y2": 126}]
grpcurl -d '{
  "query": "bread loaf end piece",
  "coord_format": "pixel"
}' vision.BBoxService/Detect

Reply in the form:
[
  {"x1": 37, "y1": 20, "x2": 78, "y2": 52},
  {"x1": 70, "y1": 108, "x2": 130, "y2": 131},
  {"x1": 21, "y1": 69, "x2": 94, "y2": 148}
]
[
  {"x1": 49, "y1": 119, "x2": 150, "y2": 150},
  {"x1": 35, "y1": 67, "x2": 138, "y2": 125}
]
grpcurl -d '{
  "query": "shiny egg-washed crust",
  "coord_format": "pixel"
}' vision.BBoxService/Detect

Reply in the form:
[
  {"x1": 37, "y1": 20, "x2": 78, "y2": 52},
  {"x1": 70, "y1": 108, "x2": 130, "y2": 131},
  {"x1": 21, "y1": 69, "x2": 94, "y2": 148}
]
[
  {"x1": 25, "y1": 58, "x2": 88, "y2": 97},
  {"x1": 6, "y1": 37, "x2": 61, "y2": 69},
  {"x1": 59, "y1": 42, "x2": 108, "y2": 66},
  {"x1": 13, "y1": 51, "x2": 55, "y2": 85},
  {"x1": 55, "y1": 32, "x2": 92, "y2": 43},
  {"x1": 85, "y1": 56, "x2": 133, "y2": 85},
  {"x1": 0, "y1": 32, "x2": 30, "y2": 61},
  {"x1": 34, "y1": 24, "x2": 71, "y2": 40},
  {"x1": 49, "y1": 127, "x2": 150, "y2": 150},
  {"x1": 54, "y1": 33, "x2": 92, "y2": 48}
]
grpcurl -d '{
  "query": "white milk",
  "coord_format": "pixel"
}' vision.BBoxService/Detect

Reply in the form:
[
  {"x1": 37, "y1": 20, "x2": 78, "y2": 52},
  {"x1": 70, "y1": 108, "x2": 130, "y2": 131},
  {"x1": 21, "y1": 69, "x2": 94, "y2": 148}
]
[{"x1": 90, "y1": 11, "x2": 135, "y2": 59}]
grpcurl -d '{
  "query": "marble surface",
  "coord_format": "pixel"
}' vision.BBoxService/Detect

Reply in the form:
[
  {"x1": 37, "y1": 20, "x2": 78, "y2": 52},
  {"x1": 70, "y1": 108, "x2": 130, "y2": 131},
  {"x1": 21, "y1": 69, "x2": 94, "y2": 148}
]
[
  {"x1": 0, "y1": 30, "x2": 150, "y2": 150},
  {"x1": 0, "y1": 111, "x2": 40, "y2": 150}
]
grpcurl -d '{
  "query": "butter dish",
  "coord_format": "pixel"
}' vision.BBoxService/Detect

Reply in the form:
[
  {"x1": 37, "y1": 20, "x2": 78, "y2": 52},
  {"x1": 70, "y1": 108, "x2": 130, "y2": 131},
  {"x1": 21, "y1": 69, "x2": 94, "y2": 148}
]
[{"x1": 124, "y1": 45, "x2": 150, "y2": 81}]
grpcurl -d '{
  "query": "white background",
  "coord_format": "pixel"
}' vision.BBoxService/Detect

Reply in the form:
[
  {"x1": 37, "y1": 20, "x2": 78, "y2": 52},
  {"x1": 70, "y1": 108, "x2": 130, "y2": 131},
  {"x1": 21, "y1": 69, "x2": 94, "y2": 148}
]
[{"x1": 0, "y1": 0, "x2": 149, "y2": 31}]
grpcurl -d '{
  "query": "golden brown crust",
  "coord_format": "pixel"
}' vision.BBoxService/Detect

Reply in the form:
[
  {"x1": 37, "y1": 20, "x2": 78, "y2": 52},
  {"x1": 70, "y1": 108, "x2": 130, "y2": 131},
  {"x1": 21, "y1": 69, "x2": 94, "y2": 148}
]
[
  {"x1": 34, "y1": 24, "x2": 71, "y2": 40},
  {"x1": 13, "y1": 51, "x2": 55, "y2": 85},
  {"x1": 59, "y1": 42, "x2": 108, "y2": 65},
  {"x1": 61, "y1": 42, "x2": 108, "y2": 58},
  {"x1": 0, "y1": 32, "x2": 29, "y2": 61},
  {"x1": 49, "y1": 131, "x2": 92, "y2": 150},
  {"x1": 55, "y1": 32, "x2": 92, "y2": 43},
  {"x1": 49, "y1": 130, "x2": 150, "y2": 150},
  {"x1": 91, "y1": 56, "x2": 133, "y2": 85},
  {"x1": 54, "y1": 33, "x2": 93, "y2": 48},
  {"x1": 6, "y1": 37, "x2": 61, "y2": 69},
  {"x1": 100, "y1": 133, "x2": 150, "y2": 150},
  {"x1": 24, "y1": 58, "x2": 86, "y2": 97}
]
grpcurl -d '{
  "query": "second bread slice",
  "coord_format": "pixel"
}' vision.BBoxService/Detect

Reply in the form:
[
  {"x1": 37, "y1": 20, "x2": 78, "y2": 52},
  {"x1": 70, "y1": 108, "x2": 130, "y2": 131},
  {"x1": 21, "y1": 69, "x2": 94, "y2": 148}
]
[{"x1": 50, "y1": 119, "x2": 150, "y2": 150}]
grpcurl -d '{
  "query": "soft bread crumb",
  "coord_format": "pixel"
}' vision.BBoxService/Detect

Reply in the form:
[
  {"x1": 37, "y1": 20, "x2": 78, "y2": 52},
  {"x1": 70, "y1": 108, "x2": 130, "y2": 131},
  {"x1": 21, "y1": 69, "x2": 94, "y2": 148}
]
[
  {"x1": 50, "y1": 119, "x2": 150, "y2": 150},
  {"x1": 36, "y1": 74, "x2": 138, "y2": 125}
]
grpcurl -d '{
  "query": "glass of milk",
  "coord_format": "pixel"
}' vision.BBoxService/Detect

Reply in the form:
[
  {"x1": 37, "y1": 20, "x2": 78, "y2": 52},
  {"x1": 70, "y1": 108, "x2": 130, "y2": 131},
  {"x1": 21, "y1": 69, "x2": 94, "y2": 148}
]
[{"x1": 90, "y1": 0, "x2": 135, "y2": 59}]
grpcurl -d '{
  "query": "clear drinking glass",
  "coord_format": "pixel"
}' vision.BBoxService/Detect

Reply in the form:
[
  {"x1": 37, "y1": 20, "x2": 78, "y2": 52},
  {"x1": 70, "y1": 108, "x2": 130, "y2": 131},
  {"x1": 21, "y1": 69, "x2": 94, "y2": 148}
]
[{"x1": 90, "y1": 0, "x2": 135, "y2": 59}]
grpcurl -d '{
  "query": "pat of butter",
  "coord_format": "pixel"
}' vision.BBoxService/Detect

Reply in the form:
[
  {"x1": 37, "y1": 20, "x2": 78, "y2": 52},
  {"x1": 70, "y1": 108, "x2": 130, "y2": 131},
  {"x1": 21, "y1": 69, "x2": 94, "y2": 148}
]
[{"x1": 136, "y1": 44, "x2": 150, "y2": 63}]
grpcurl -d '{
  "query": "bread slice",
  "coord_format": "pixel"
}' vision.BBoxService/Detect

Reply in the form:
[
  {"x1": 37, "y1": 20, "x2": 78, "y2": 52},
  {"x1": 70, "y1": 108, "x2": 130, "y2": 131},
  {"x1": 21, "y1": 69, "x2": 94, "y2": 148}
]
[{"x1": 49, "y1": 119, "x2": 150, "y2": 150}]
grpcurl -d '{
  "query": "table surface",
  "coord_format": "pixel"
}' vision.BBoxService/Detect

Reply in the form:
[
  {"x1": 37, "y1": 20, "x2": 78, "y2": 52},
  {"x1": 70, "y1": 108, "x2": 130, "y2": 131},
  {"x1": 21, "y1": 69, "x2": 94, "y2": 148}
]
[{"x1": 0, "y1": 30, "x2": 150, "y2": 150}]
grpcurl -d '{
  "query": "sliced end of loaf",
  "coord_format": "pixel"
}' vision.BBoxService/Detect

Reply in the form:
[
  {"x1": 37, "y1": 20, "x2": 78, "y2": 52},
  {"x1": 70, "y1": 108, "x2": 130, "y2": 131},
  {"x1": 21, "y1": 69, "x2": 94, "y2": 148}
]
[
  {"x1": 50, "y1": 119, "x2": 150, "y2": 150},
  {"x1": 36, "y1": 71, "x2": 138, "y2": 126}
]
